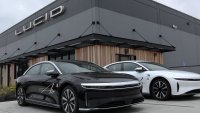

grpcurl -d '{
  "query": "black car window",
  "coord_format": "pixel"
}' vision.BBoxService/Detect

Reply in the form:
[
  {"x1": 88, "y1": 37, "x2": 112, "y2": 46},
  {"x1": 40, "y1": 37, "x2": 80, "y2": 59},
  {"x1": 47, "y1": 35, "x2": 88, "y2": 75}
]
[
  {"x1": 55, "y1": 62, "x2": 107, "y2": 74},
  {"x1": 41, "y1": 63, "x2": 56, "y2": 75},
  {"x1": 26, "y1": 64, "x2": 41, "y2": 76},
  {"x1": 107, "y1": 63, "x2": 122, "y2": 71},
  {"x1": 123, "y1": 63, "x2": 140, "y2": 71}
]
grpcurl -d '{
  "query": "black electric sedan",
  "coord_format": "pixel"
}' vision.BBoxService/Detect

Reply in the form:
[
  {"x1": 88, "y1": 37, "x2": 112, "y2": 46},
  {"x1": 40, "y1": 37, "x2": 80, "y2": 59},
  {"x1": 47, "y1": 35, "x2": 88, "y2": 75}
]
[{"x1": 16, "y1": 60, "x2": 144, "y2": 113}]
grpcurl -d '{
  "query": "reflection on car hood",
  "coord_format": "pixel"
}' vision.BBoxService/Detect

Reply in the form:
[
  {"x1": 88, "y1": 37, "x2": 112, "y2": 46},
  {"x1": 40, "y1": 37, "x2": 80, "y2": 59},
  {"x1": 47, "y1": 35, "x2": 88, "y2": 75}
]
[
  {"x1": 148, "y1": 70, "x2": 200, "y2": 79},
  {"x1": 72, "y1": 72, "x2": 139, "y2": 83}
]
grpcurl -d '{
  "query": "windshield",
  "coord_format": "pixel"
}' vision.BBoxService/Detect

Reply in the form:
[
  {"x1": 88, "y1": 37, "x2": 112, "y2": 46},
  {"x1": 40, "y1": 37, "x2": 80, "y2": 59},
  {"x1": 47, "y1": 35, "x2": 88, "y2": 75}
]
[
  {"x1": 139, "y1": 62, "x2": 168, "y2": 71},
  {"x1": 55, "y1": 62, "x2": 107, "y2": 74}
]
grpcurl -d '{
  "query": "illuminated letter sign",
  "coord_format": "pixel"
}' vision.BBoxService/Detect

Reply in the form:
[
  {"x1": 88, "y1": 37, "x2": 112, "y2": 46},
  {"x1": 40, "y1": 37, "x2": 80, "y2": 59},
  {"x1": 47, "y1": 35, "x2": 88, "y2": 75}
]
[{"x1": 15, "y1": 5, "x2": 65, "y2": 36}]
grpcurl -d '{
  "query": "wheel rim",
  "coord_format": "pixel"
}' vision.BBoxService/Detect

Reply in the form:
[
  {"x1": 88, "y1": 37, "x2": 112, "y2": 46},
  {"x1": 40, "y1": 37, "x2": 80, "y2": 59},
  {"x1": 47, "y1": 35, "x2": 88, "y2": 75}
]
[
  {"x1": 62, "y1": 89, "x2": 76, "y2": 113},
  {"x1": 152, "y1": 81, "x2": 168, "y2": 99},
  {"x1": 17, "y1": 88, "x2": 24, "y2": 105}
]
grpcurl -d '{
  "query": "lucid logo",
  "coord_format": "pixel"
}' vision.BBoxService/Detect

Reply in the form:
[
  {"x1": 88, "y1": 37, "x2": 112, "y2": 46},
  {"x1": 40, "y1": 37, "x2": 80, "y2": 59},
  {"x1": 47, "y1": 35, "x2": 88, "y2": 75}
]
[
  {"x1": 40, "y1": 82, "x2": 58, "y2": 95},
  {"x1": 15, "y1": 5, "x2": 65, "y2": 36}
]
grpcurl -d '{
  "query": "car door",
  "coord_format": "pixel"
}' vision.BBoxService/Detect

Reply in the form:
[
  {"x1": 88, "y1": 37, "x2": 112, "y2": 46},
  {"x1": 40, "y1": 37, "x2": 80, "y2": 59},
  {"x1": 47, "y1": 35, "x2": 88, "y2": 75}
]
[
  {"x1": 122, "y1": 62, "x2": 144, "y2": 81},
  {"x1": 24, "y1": 64, "x2": 42, "y2": 100},
  {"x1": 39, "y1": 63, "x2": 60, "y2": 104},
  {"x1": 106, "y1": 62, "x2": 146, "y2": 87},
  {"x1": 24, "y1": 63, "x2": 59, "y2": 104}
]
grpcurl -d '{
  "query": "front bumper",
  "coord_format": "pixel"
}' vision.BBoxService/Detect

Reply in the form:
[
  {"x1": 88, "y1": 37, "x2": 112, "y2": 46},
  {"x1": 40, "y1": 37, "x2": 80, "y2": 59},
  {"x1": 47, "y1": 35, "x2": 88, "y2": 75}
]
[
  {"x1": 173, "y1": 79, "x2": 200, "y2": 95},
  {"x1": 79, "y1": 97, "x2": 144, "y2": 111},
  {"x1": 79, "y1": 81, "x2": 144, "y2": 111}
]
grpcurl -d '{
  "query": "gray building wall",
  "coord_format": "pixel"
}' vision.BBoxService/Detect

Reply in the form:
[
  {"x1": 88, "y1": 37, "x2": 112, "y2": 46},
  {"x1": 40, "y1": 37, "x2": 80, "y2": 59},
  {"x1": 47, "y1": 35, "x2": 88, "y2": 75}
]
[
  {"x1": 93, "y1": 0, "x2": 200, "y2": 73},
  {"x1": 0, "y1": 0, "x2": 95, "y2": 60},
  {"x1": 0, "y1": 0, "x2": 200, "y2": 73}
]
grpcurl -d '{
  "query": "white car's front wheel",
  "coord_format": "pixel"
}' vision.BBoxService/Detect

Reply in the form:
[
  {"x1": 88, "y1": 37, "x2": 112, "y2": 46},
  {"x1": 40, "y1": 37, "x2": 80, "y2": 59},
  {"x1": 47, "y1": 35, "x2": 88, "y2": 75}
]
[{"x1": 150, "y1": 79, "x2": 171, "y2": 100}]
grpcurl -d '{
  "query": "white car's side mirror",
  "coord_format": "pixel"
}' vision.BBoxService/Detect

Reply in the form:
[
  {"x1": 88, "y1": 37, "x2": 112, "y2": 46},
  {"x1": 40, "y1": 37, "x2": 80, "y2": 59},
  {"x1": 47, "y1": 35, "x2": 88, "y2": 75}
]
[{"x1": 135, "y1": 67, "x2": 145, "y2": 72}]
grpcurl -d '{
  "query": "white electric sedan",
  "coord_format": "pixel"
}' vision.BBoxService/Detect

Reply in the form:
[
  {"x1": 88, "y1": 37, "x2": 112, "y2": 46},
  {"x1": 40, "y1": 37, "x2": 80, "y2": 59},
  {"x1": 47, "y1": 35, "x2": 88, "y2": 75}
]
[{"x1": 104, "y1": 61, "x2": 200, "y2": 100}]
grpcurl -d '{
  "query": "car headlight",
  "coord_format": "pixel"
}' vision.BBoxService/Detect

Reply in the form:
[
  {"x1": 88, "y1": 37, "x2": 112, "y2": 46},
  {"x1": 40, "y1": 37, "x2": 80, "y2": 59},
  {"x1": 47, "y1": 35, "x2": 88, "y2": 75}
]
[{"x1": 81, "y1": 81, "x2": 141, "y2": 90}]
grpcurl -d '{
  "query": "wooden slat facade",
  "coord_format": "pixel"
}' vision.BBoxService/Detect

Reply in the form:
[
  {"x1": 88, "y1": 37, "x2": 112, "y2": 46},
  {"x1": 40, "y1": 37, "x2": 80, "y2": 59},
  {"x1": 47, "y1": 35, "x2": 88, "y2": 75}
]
[
  {"x1": 0, "y1": 45, "x2": 163, "y2": 88},
  {"x1": 75, "y1": 45, "x2": 163, "y2": 66},
  {"x1": 28, "y1": 56, "x2": 48, "y2": 66}
]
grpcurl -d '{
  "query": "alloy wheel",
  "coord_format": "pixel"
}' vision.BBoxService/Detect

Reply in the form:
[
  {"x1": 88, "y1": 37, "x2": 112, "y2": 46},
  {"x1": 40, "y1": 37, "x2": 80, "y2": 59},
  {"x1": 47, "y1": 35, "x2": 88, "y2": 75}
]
[
  {"x1": 151, "y1": 79, "x2": 171, "y2": 100},
  {"x1": 61, "y1": 87, "x2": 77, "y2": 113},
  {"x1": 17, "y1": 87, "x2": 26, "y2": 105}
]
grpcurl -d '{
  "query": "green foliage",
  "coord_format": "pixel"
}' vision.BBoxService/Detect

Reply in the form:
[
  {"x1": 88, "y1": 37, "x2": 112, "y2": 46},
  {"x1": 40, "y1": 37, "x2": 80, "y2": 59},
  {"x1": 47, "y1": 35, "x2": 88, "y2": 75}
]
[{"x1": 0, "y1": 86, "x2": 16, "y2": 96}]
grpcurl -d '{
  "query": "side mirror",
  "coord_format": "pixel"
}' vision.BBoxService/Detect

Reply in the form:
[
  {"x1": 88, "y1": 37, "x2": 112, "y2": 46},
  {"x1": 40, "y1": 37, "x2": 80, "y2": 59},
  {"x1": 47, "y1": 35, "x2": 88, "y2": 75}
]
[
  {"x1": 46, "y1": 70, "x2": 60, "y2": 78},
  {"x1": 134, "y1": 67, "x2": 145, "y2": 72}
]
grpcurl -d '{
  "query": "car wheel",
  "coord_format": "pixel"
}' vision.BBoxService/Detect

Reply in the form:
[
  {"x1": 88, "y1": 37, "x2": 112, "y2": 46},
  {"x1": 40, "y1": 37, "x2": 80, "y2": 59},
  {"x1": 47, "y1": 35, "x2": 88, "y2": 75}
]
[
  {"x1": 150, "y1": 79, "x2": 171, "y2": 100},
  {"x1": 61, "y1": 86, "x2": 78, "y2": 113},
  {"x1": 17, "y1": 86, "x2": 27, "y2": 106}
]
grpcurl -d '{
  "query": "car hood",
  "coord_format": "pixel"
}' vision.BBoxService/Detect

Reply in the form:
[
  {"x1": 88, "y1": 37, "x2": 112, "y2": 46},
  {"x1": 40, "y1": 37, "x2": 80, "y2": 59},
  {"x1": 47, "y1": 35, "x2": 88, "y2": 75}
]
[
  {"x1": 148, "y1": 70, "x2": 200, "y2": 79},
  {"x1": 71, "y1": 72, "x2": 139, "y2": 83}
]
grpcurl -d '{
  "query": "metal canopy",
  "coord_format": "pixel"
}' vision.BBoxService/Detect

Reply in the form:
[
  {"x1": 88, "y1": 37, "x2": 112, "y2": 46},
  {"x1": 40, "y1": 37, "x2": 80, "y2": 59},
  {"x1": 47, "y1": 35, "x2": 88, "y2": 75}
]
[{"x1": 0, "y1": 33, "x2": 175, "y2": 64}]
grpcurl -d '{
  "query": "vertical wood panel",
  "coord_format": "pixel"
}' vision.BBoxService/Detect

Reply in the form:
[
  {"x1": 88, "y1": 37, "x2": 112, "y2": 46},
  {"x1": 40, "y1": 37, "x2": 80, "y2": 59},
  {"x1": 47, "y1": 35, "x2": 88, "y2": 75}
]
[
  {"x1": 10, "y1": 64, "x2": 15, "y2": 86},
  {"x1": 2, "y1": 65, "x2": 7, "y2": 87}
]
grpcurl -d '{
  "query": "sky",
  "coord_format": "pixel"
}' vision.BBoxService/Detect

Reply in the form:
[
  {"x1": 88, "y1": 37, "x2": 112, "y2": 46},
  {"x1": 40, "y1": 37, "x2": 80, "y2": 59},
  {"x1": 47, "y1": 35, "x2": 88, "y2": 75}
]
[
  {"x1": 0, "y1": 0, "x2": 55, "y2": 33},
  {"x1": 0, "y1": 0, "x2": 200, "y2": 33},
  {"x1": 154, "y1": 0, "x2": 200, "y2": 19}
]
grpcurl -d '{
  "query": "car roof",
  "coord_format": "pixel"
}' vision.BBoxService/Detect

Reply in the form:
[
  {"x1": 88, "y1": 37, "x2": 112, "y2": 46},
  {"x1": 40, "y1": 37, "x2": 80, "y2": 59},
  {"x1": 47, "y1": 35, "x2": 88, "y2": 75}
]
[
  {"x1": 24, "y1": 60, "x2": 98, "y2": 75},
  {"x1": 31, "y1": 60, "x2": 96, "y2": 67},
  {"x1": 51, "y1": 60, "x2": 93, "y2": 64},
  {"x1": 104, "y1": 60, "x2": 150, "y2": 67},
  {"x1": 111, "y1": 60, "x2": 149, "y2": 64}
]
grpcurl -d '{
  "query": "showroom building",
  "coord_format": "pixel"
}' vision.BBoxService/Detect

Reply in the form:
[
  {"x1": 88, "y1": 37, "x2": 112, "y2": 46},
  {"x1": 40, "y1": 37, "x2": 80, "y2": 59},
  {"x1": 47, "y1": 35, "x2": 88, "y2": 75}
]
[{"x1": 0, "y1": 0, "x2": 200, "y2": 87}]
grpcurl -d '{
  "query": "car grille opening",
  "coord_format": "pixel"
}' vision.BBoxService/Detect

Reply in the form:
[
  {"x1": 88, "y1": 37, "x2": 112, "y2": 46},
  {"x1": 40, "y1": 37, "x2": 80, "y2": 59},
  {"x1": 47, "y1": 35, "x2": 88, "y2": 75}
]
[{"x1": 98, "y1": 97, "x2": 144, "y2": 108}]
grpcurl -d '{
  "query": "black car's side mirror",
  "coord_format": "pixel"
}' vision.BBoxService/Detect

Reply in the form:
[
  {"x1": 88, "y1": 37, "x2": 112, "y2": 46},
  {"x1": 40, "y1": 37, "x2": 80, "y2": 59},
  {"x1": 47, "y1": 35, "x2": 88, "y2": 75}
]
[
  {"x1": 46, "y1": 70, "x2": 60, "y2": 78},
  {"x1": 134, "y1": 67, "x2": 146, "y2": 72}
]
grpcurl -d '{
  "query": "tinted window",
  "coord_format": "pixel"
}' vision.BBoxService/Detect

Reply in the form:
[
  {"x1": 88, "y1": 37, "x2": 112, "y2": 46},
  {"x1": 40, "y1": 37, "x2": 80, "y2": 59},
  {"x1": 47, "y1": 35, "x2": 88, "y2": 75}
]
[
  {"x1": 26, "y1": 65, "x2": 41, "y2": 75},
  {"x1": 107, "y1": 63, "x2": 122, "y2": 71},
  {"x1": 55, "y1": 62, "x2": 106, "y2": 74},
  {"x1": 123, "y1": 63, "x2": 140, "y2": 71},
  {"x1": 139, "y1": 62, "x2": 168, "y2": 71},
  {"x1": 41, "y1": 63, "x2": 56, "y2": 75}
]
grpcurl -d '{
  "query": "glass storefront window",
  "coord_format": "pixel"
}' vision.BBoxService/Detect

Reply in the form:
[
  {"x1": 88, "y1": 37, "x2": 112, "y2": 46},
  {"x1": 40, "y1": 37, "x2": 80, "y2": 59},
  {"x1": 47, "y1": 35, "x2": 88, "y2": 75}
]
[
  {"x1": 116, "y1": 54, "x2": 136, "y2": 61},
  {"x1": 48, "y1": 50, "x2": 75, "y2": 61}
]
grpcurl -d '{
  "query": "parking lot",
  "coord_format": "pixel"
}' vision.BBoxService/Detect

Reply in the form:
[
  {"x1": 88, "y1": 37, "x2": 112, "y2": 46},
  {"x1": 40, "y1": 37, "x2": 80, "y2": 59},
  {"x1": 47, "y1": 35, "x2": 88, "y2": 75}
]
[{"x1": 1, "y1": 95, "x2": 200, "y2": 113}]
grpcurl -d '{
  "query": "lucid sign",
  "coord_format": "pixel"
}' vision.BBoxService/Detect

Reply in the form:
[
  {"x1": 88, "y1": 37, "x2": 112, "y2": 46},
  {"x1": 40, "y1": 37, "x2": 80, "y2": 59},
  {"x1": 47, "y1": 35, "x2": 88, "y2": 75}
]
[{"x1": 15, "y1": 6, "x2": 65, "y2": 36}]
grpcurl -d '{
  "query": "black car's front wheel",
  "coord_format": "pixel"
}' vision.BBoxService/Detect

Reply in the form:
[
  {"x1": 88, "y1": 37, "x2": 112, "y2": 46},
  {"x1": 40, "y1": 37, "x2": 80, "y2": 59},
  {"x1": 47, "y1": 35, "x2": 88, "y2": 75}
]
[
  {"x1": 61, "y1": 86, "x2": 78, "y2": 113},
  {"x1": 150, "y1": 79, "x2": 171, "y2": 100},
  {"x1": 17, "y1": 86, "x2": 27, "y2": 106}
]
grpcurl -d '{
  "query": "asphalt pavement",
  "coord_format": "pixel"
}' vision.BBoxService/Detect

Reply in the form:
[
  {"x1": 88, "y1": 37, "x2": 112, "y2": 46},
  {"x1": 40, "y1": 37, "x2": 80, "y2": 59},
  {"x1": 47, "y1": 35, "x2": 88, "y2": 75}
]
[{"x1": 1, "y1": 95, "x2": 200, "y2": 113}]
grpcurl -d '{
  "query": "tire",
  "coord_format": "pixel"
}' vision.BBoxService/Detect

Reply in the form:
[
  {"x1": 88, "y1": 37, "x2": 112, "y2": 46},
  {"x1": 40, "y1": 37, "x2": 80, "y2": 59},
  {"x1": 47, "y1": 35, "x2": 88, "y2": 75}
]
[
  {"x1": 61, "y1": 86, "x2": 78, "y2": 113},
  {"x1": 150, "y1": 78, "x2": 171, "y2": 100},
  {"x1": 16, "y1": 86, "x2": 27, "y2": 106},
  {"x1": 185, "y1": 94, "x2": 195, "y2": 98}
]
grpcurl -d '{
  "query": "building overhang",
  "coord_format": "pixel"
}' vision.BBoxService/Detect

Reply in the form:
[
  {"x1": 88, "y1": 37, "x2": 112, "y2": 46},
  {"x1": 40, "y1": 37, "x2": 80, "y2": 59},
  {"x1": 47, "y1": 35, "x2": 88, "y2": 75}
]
[{"x1": 0, "y1": 33, "x2": 175, "y2": 64}]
